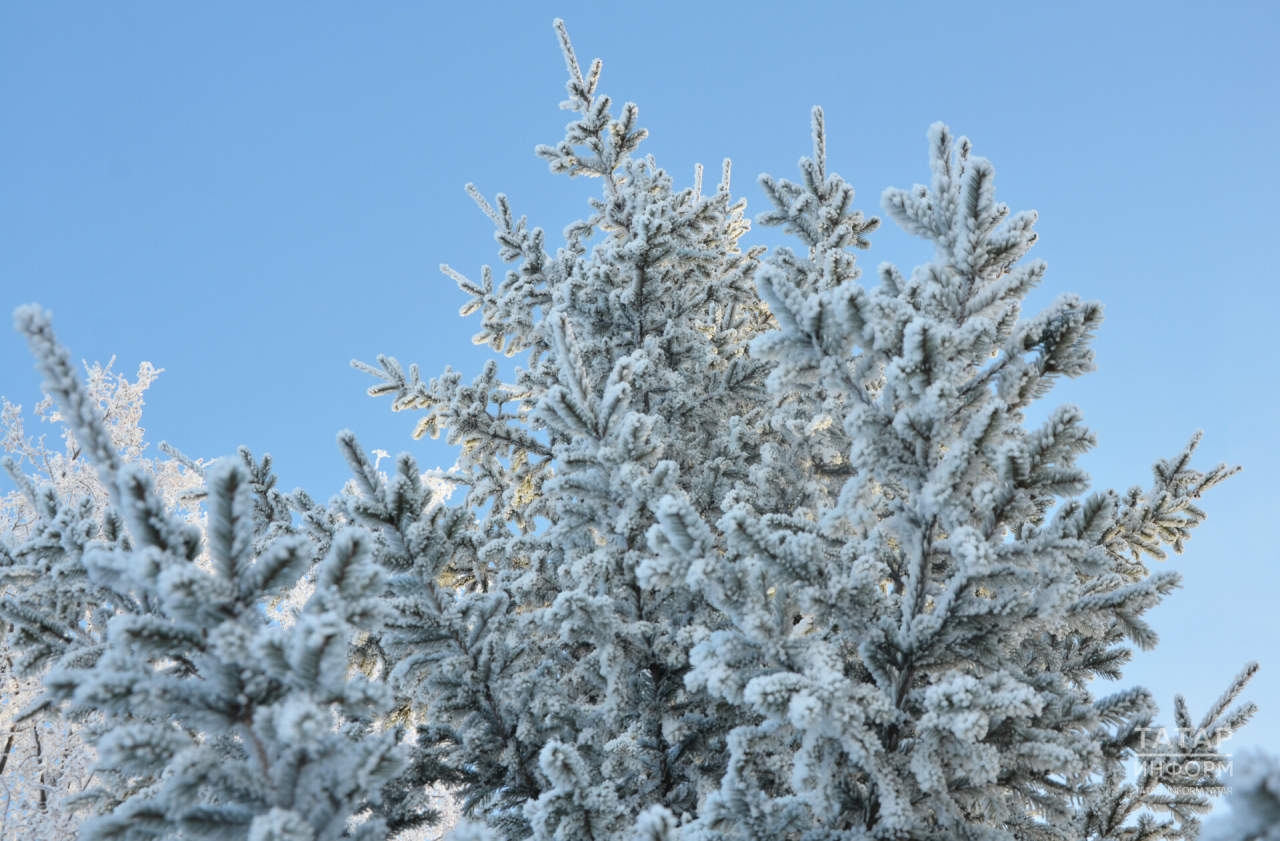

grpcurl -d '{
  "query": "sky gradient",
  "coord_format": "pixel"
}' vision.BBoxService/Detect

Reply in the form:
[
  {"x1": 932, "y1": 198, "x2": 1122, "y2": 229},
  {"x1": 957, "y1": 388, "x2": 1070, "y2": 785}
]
[{"x1": 2, "y1": 2, "x2": 1278, "y2": 754}]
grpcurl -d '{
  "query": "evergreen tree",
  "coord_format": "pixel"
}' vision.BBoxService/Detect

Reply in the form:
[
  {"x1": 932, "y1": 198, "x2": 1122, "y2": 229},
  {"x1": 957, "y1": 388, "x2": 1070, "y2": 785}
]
[
  {"x1": 9, "y1": 307, "x2": 403, "y2": 841},
  {"x1": 348, "y1": 19, "x2": 771, "y2": 837},
  {"x1": 4, "y1": 19, "x2": 1258, "y2": 841},
  {"x1": 352, "y1": 22, "x2": 1254, "y2": 841},
  {"x1": 651, "y1": 113, "x2": 1257, "y2": 841},
  {"x1": 0, "y1": 354, "x2": 205, "y2": 838}
]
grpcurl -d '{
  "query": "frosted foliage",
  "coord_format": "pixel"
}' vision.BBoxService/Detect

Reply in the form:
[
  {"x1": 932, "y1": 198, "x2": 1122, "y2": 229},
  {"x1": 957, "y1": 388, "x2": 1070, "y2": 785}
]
[
  {"x1": 269, "y1": 453, "x2": 454, "y2": 631},
  {"x1": 350, "y1": 17, "x2": 771, "y2": 841},
  {"x1": 0, "y1": 356, "x2": 205, "y2": 839},
  {"x1": 396, "y1": 784, "x2": 463, "y2": 841},
  {"x1": 5, "y1": 308, "x2": 419, "y2": 841},
  {"x1": 4, "y1": 18, "x2": 1259, "y2": 841},
  {"x1": 349, "y1": 21, "x2": 1252, "y2": 841},
  {"x1": 1, "y1": 358, "x2": 205, "y2": 539},
  {"x1": 0, "y1": 659, "x2": 94, "y2": 841},
  {"x1": 1, "y1": 325, "x2": 459, "y2": 840},
  {"x1": 665, "y1": 118, "x2": 1254, "y2": 841},
  {"x1": 1202, "y1": 752, "x2": 1280, "y2": 841}
]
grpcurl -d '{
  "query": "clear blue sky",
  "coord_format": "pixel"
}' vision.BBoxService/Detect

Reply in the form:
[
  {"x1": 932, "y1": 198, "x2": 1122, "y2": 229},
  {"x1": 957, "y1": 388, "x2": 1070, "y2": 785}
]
[{"x1": 2, "y1": 2, "x2": 1277, "y2": 754}]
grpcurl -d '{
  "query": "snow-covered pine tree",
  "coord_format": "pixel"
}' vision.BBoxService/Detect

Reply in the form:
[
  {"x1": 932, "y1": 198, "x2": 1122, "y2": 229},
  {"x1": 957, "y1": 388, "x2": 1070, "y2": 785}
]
[
  {"x1": 8, "y1": 307, "x2": 405, "y2": 841},
  {"x1": 0, "y1": 355, "x2": 205, "y2": 839},
  {"x1": 349, "y1": 19, "x2": 775, "y2": 839},
  {"x1": 649, "y1": 116, "x2": 1255, "y2": 840},
  {"x1": 7, "y1": 18, "x2": 1256, "y2": 841},
  {"x1": 355, "y1": 22, "x2": 1254, "y2": 841}
]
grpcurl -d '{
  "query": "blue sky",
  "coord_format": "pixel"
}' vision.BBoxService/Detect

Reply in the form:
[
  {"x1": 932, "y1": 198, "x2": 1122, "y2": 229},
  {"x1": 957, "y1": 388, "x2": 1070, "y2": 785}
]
[{"x1": 2, "y1": 2, "x2": 1278, "y2": 754}]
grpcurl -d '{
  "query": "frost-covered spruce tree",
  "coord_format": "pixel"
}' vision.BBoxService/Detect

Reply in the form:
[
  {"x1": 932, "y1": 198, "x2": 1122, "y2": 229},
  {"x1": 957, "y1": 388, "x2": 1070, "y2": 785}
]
[
  {"x1": 347, "y1": 20, "x2": 1253, "y2": 841},
  {"x1": 351, "y1": 19, "x2": 783, "y2": 839},
  {"x1": 0, "y1": 355, "x2": 205, "y2": 839},
  {"x1": 11, "y1": 19, "x2": 1253, "y2": 841},
  {"x1": 10, "y1": 307, "x2": 405, "y2": 841},
  {"x1": 646, "y1": 118, "x2": 1255, "y2": 840},
  {"x1": 0, "y1": 358, "x2": 205, "y2": 696}
]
